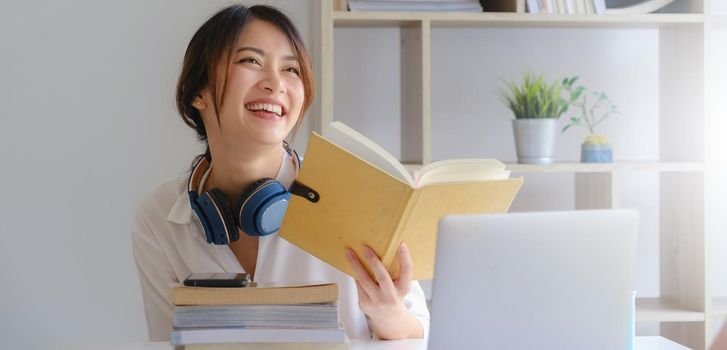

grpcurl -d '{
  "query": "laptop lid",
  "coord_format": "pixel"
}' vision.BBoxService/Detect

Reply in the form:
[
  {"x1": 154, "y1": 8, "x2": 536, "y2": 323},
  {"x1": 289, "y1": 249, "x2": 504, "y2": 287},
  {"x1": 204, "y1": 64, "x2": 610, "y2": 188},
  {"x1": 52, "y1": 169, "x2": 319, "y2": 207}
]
[{"x1": 428, "y1": 209, "x2": 638, "y2": 350}]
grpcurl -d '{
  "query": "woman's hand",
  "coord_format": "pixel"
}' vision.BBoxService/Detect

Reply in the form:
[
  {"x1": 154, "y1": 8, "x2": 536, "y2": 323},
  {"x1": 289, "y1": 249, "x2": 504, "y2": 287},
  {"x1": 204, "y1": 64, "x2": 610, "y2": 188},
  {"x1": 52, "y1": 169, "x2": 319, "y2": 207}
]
[{"x1": 345, "y1": 242, "x2": 423, "y2": 340}]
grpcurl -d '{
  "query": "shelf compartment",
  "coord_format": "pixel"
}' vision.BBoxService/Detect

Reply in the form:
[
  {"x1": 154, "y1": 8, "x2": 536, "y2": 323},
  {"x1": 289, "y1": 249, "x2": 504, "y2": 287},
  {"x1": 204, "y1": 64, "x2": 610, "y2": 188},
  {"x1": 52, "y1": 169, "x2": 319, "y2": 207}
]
[
  {"x1": 636, "y1": 298, "x2": 705, "y2": 322},
  {"x1": 333, "y1": 11, "x2": 705, "y2": 28}
]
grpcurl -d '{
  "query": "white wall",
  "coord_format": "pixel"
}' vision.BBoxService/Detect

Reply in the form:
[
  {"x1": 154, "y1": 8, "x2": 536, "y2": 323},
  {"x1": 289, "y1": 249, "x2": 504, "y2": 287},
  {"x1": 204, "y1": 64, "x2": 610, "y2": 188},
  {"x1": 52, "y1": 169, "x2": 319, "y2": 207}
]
[{"x1": 0, "y1": 1, "x2": 315, "y2": 349}]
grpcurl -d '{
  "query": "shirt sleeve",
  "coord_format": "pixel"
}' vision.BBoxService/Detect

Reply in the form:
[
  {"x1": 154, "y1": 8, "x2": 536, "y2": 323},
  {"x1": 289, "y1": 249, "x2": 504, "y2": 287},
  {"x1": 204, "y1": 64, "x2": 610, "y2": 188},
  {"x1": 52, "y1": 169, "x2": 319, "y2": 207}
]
[
  {"x1": 403, "y1": 281, "x2": 431, "y2": 339},
  {"x1": 131, "y1": 206, "x2": 177, "y2": 341}
]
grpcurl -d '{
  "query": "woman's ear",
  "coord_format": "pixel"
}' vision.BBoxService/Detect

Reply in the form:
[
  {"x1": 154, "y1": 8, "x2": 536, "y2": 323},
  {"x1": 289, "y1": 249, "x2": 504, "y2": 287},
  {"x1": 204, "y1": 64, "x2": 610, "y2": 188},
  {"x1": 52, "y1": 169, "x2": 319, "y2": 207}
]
[{"x1": 192, "y1": 95, "x2": 207, "y2": 110}]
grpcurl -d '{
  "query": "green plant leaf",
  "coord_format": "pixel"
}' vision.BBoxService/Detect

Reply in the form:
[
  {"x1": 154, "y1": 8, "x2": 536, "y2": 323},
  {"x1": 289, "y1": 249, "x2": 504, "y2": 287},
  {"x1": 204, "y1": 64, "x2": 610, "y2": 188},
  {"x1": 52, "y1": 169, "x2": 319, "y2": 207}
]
[
  {"x1": 500, "y1": 71, "x2": 575, "y2": 119},
  {"x1": 571, "y1": 86, "x2": 584, "y2": 102}
]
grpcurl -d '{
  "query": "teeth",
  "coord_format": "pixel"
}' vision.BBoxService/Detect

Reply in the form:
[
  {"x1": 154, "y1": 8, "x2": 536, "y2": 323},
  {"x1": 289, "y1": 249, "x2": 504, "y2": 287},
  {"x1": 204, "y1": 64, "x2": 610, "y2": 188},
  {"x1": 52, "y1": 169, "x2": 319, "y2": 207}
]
[{"x1": 246, "y1": 103, "x2": 283, "y2": 116}]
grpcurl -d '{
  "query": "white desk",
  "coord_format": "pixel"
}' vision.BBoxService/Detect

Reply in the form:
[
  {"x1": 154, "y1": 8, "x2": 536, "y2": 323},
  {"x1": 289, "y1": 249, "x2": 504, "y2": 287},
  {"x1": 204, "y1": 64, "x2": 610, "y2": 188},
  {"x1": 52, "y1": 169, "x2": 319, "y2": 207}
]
[{"x1": 54, "y1": 336, "x2": 690, "y2": 350}]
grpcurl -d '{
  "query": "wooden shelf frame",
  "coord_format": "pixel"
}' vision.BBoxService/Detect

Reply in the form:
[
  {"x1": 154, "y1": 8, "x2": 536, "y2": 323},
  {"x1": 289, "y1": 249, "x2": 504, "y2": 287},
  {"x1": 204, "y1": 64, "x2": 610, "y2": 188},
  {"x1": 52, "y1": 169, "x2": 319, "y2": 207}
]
[
  {"x1": 333, "y1": 11, "x2": 705, "y2": 28},
  {"x1": 637, "y1": 297, "x2": 706, "y2": 323}
]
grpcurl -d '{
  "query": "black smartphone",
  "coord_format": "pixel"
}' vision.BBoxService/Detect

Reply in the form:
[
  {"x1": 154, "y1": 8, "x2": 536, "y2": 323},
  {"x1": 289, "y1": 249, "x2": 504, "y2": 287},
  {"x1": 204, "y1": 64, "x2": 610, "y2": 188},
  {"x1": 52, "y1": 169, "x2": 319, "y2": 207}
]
[{"x1": 183, "y1": 273, "x2": 250, "y2": 287}]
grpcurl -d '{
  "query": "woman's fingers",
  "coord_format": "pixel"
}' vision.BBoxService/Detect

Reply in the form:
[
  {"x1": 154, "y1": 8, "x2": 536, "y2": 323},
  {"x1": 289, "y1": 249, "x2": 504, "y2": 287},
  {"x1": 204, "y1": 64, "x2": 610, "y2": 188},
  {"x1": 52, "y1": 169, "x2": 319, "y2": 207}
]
[
  {"x1": 362, "y1": 246, "x2": 398, "y2": 295},
  {"x1": 345, "y1": 248, "x2": 379, "y2": 299},
  {"x1": 347, "y1": 244, "x2": 412, "y2": 306},
  {"x1": 394, "y1": 242, "x2": 413, "y2": 296},
  {"x1": 355, "y1": 280, "x2": 371, "y2": 305}
]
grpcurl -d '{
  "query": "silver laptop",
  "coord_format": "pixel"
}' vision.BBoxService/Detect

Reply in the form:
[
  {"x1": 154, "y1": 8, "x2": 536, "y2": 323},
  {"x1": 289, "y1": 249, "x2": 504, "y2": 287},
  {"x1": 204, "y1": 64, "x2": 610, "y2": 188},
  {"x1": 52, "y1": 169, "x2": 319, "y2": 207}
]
[{"x1": 428, "y1": 210, "x2": 638, "y2": 350}]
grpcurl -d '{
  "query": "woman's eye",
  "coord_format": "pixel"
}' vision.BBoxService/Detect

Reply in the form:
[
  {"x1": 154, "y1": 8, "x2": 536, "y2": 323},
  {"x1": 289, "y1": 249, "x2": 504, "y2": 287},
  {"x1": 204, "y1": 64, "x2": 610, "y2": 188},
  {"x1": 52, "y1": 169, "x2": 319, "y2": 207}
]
[
  {"x1": 285, "y1": 67, "x2": 300, "y2": 75},
  {"x1": 238, "y1": 57, "x2": 259, "y2": 65}
]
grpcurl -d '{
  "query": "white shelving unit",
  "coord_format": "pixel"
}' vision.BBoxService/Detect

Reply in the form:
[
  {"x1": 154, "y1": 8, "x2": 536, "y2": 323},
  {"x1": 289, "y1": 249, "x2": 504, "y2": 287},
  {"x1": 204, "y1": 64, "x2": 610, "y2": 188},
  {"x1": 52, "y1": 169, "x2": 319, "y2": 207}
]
[{"x1": 319, "y1": 1, "x2": 717, "y2": 348}]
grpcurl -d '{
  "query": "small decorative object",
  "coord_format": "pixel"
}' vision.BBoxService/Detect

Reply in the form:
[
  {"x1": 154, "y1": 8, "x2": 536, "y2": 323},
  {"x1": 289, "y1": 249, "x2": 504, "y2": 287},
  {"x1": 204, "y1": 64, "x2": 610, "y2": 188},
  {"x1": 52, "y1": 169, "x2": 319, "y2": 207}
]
[
  {"x1": 581, "y1": 135, "x2": 613, "y2": 163},
  {"x1": 561, "y1": 77, "x2": 619, "y2": 163},
  {"x1": 500, "y1": 72, "x2": 579, "y2": 164},
  {"x1": 605, "y1": 0, "x2": 675, "y2": 14}
]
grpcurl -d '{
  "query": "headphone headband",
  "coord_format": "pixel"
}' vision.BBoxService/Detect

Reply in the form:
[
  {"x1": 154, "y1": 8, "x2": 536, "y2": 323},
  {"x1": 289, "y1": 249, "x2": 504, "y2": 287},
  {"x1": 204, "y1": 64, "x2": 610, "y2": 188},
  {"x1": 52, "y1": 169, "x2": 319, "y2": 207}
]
[{"x1": 188, "y1": 157, "x2": 210, "y2": 195}]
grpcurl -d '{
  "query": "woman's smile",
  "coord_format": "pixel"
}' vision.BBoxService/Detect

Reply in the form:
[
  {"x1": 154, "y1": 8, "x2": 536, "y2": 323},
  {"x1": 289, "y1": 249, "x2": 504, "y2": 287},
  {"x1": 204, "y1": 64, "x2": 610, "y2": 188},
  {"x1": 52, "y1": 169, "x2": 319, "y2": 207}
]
[{"x1": 245, "y1": 99, "x2": 286, "y2": 121}]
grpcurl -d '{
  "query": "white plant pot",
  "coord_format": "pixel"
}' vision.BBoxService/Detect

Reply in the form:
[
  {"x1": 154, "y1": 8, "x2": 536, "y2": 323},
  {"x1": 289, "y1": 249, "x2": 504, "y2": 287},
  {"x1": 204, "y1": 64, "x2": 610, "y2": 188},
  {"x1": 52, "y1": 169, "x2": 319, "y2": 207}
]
[{"x1": 512, "y1": 119, "x2": 559, "y2": 164}]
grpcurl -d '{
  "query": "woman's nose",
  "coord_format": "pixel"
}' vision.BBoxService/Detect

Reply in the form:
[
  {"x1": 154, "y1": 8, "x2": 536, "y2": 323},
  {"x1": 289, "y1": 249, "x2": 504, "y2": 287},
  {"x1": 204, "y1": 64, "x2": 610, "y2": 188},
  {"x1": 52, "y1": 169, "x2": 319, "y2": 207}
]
[{"x1": 259, "y1": 70, "x2": 285, "y2": 94}]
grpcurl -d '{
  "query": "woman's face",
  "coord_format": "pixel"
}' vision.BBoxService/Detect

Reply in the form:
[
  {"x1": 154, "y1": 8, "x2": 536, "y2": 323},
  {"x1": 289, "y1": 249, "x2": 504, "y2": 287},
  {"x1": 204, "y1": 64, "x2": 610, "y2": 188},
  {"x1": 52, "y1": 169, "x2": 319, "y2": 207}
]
[{"x1": 204, "y1": 18, "x2": 305, "y2": 148}]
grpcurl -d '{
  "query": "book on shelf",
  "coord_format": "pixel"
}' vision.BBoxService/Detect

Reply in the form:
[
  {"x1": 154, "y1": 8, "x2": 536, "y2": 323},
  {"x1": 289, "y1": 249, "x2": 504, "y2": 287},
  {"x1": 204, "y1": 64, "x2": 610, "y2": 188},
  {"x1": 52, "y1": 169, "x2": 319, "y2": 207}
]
[
  {"x1": 574, "y1": 0, "x2": 586, "y2": 14},
  {"x1": 347, "y1": 0, "x2": 483, "y2": 12},
  {"x1": 169, "y1": 282, "x2": 338, "y2": 306},
  {"x1": 170, "y1": 327, "x2": 348, "y2": 346},
  {"x1": 564, "y1": 0, "x2": 575, "y2": 14},
  {"x1": 529, "y1": 0, "x2": 605, "y2": 14},
  {"x1": 279, "y1": 121, "x2": 523, "y2": 280},
  {"x1": 584, "y1": 0, "x2": 595, "y2": 14},
  {"x1": 526, "y1": 0, "x2": 539, "y2": 13},
  {"x1": 540, "y1": 0, "x2": 555, "y2": 14}
]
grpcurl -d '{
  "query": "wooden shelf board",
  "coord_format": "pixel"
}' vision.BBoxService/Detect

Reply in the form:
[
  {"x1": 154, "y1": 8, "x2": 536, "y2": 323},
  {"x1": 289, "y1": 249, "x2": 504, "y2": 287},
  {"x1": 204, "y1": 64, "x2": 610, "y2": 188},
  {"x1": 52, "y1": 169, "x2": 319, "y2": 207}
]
[
  {"x1": 636, "y1": 298, "x2": 705, "y2": 323},
  {"x1": 333, "y1": 11, "x2": 705, "y2": 28},
  {"x1": 714, "y1": 297, "x2": 727, "y2": 316}
]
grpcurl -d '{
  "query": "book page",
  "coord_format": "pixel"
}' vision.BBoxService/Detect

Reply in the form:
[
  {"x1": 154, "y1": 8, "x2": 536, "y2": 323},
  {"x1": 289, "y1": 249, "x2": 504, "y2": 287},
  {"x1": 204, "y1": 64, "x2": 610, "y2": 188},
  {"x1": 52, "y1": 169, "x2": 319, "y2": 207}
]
[
  {"x1": 323, "y1": 121, "x2": 414, "y2": 186},
  {"x1": 415, "y1": 159, "x2": 510, "y2": 187}
]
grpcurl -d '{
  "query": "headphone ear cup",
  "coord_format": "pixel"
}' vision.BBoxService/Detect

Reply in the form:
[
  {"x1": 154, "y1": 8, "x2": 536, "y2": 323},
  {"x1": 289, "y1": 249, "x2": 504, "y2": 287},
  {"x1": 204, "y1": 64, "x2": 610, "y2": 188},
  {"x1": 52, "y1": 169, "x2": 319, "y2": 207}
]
[
  {"x1": 207, "y1": 188, "x2": 240, "y2": 244},
  {"x1": 190, "y1": 193, "x2": 216, "y2": 244},
  {"x1": 237, "y1": 178, "x2": 288, "y2": 237}
]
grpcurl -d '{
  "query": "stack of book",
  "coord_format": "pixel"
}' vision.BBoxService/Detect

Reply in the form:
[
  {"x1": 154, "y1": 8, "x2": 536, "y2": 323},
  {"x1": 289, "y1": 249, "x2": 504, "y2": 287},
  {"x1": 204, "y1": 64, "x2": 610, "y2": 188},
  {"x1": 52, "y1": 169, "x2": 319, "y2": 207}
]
[
  {"x1": 527, "y1": 0, "x2": 607, "y2": 14},
  {"x1": 347, "y1": 0, "x2": 483, "y2": 12},
  {"x1": 168, "y1": 282, "x2": 348, "y2": 350}
]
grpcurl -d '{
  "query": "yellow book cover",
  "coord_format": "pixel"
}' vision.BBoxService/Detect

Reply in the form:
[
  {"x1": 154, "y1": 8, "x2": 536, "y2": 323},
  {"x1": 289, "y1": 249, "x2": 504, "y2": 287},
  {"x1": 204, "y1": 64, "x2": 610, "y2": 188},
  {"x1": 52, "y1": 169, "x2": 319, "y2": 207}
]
[
  {"x1": 280, "y1": 122, "x2": 523, "y2": 280},
  {"x1": 169, "y1": 282, "x2": 339, "y2": 306}
]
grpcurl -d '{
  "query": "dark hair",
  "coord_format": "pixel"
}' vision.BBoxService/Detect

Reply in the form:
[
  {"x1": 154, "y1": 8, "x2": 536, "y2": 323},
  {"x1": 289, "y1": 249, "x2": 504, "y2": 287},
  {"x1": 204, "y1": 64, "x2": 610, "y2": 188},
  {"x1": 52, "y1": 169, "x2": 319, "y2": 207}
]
[{"x1": 175, "y1": 4, "x2": 314, "y2": 161}]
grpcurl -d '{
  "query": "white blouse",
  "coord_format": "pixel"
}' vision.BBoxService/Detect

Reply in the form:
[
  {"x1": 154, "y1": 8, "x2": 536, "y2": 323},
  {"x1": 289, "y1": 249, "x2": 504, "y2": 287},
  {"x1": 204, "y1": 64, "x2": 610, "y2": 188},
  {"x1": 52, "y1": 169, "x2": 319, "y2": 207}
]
[{"x1": 131, "y1": 151, "x2": 430, "y2": 341}]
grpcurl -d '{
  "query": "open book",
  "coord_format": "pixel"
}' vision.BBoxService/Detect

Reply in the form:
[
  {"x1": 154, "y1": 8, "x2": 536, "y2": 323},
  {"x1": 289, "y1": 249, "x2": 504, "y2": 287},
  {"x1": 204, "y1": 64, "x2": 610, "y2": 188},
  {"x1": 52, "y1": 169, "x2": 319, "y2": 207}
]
[{"x1": 279, "y1": 122, "x2": 523, "y2": 280}]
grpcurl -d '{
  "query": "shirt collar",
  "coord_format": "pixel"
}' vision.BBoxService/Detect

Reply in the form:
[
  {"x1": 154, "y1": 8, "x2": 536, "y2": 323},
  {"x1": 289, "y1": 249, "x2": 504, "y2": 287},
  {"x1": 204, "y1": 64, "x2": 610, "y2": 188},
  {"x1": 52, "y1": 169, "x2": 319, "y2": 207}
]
[{"x1": 166, "y1": 149, "x2": 294, "y2": 226}]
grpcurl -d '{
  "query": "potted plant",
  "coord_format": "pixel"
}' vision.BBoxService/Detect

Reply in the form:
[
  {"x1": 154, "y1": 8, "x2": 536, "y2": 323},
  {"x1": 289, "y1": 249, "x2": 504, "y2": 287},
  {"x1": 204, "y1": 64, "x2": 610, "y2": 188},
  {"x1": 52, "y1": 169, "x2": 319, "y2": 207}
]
[
  {"x1": 500, "y1": 72, "x2": 579, "y2": 164},
  {"x1": 560, "y1": 77, "x2": 620, "y2": 163}
]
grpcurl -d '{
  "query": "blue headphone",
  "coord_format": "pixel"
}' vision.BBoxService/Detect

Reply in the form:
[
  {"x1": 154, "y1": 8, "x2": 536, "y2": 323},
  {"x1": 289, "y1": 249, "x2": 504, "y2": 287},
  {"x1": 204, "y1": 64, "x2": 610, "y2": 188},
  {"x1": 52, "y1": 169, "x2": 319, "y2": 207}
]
[{"x1": 187, "y1": 145, "x2": 302, "y2": 245}]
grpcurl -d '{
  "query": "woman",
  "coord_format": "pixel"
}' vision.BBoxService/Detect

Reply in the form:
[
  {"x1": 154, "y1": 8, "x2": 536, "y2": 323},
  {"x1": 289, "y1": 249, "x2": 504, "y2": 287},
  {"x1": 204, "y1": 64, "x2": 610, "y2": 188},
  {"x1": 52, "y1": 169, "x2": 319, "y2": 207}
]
[{"x1": 131, "y1": 4, "x2": 429, "y2": 342}]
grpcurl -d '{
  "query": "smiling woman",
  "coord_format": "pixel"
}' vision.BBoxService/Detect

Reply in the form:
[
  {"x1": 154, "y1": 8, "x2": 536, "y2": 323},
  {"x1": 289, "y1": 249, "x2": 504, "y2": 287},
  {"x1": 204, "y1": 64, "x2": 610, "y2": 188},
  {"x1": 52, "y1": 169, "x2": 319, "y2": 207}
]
[
  {"x1": 131, "y1": 3, "x2": 429, "y2": 343},
  {"x1": 175, "y1": 5, "x2": 314, "y2": 157}
]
